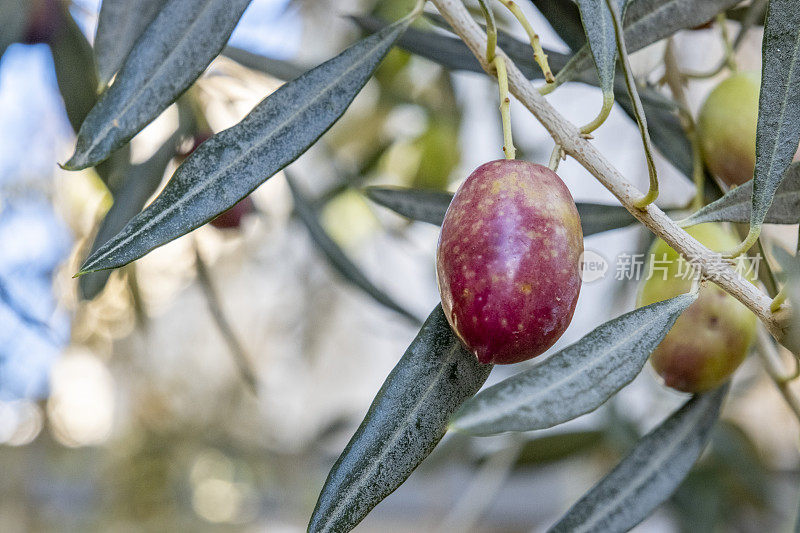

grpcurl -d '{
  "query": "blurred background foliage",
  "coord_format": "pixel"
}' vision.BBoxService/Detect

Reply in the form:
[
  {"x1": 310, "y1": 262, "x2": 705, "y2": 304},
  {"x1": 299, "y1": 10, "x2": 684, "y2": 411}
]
[{"x1": 0, "y1": 0, "x2": 799, "y2": 531}]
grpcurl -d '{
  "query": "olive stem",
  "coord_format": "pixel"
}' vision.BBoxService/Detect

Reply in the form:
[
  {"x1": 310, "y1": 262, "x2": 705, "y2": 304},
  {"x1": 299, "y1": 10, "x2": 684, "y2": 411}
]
[
  {"x1": 772, "y1": 287, "x2": 788, "y2": 312},
  {"x1": 726, "y1": 225, "x2": 761, "y2": 259},
  {"x1": 496, "y1": 0, "x2": 554, "y2": 83},
  {"x1": 548, "y1": 143, "x2": 564, "y2": 171},
  {"x1": 431, "y1": 0, "x2": 789, "y2": 347},
  {"x1": 756, "y1": 326, "x2": 800, "y2": 422},
  {"x1": 580, "y1": 92, "x2": 614, "y2": 136},
  {"x1": 605, "y1": 0, "x2": 658, "y2": 209},
  {"x1": 194, "y1": 243, "x2": 259, "y2": 395},
  {"x1": 495, "y1": 56, "x2": 516, "y2": 160}
]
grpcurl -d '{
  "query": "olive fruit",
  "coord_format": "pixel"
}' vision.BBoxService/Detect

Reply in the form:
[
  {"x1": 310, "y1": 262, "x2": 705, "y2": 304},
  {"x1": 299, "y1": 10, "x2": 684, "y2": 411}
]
[
  {"x1": 436, "y1": 160, "x2": 583, "y2": 365},
  {"x1": 697, "y1": 72, "x2": 760, "y2": 187},
  {"x1": 637, "y1": 224, "x2": 756, "y2": 393},
  {"x1": 22, "y1": 0, "x2": 62, "y2": 45},
  {"x1": 210, "y1": 196, "x2": 254, "y2": 230}
]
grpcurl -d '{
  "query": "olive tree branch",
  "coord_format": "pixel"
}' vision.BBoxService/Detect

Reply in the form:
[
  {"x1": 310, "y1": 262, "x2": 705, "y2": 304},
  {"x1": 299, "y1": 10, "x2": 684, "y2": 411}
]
[{"x1": 431, "y1": 0, "x2": 792, "y2": 348}]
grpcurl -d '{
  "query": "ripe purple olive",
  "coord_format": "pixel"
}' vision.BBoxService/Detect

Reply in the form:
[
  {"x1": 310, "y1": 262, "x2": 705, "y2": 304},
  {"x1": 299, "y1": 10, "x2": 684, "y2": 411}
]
[
  {"x1": 637, "y1": 224, "x2": 756, "y2": 393},
  {"x1": 210, "y1": 196, "x2": 254, "y2": 230},
  {"x1": 436, "y1": 160, "x2": 583, "y2": 365},
  {"x1": 22, "y1": 0, "x2": 62, "y2": 45}
]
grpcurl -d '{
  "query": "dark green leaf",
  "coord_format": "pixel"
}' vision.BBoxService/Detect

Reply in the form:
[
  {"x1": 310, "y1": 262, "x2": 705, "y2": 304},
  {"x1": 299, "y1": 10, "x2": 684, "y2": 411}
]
[
  {"x1": 65, "y1": 0, "x2": 252, "y2": 170},
  {"x1": 49, "y1": 4, "x2": 98, "y2": 134},
  {"x1": 308, "y1": 305, "x2": 492, "y2": 533},
  {"x1": 79, "y1": 132, "x2": 181, "y2": 299},
  {"x1": 77, "y1": 14, "x2": 413, "y2": 275},
  {"x1": 286, "y1": 175, "x2": 421, "y2": 324},
  {"x1": 682, "y1": 163, "x2": 800, "y2": 226},
  {"x1": 554, "y1": 0, "x2": 742, "y2": 87},
  {"x1": 364, "y1": 186, "x2": 638, "y2": 236},
  {"x1": 364, "y1": 186, "x2": 452, "y2": 225},
  {"x1": 548, "y1": 386, "x2": 726, "y2": 533},
  {"x1": 575, "y1": 0, "x2": 628, "y2": 98},
  {"x1": 750, "y1": 0, "x2": 800, "y2": 230},
  {"x1": 451, "y1": 293, "x2": 697, "y2": 436},
  {"x1": 528, "y1": 0, "x2": 586, "y2": 51},
  {"x1": 515, "y1": 430, "x2": 606, "y2": 466},
  {"x1": 94, "y1": 0, "x2": 166, "y2": 89},
  {"x1": 0, "y1": 0, "x2": 30, "y2": 59},
  {"x1": 221, "y1": 46, "x2": 307, "y2": 81}
]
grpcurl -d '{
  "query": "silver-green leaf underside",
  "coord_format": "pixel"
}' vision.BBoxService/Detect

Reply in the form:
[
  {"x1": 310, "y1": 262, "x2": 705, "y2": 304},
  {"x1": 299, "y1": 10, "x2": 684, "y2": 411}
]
[
  {"x1": 749, "y1": 0, "x2": 800, "y2": 230},
  {"x1": 364, "y1": 186, "x2": 637, "y2": 236},
  {"x1": 548, "y1": 386, "x2": 727, "y2": 533},
  {"x1": 554, "y1": 0, "x2": 742, "y2": 87},
  {"x1": 94, "y1": 0, "x2": 166, "y2": 89},
  {"x1": 682, "y1": 163, "x2": 800, "y2": 226},
  {"x1": 77, "y1": 15, "x2": 413, "y2": 275},
  {"x1": 286, "y1": 175, "x2": 421, "y2": 324},
  {"x1": 575, "y1": 0, "x2": 628, "y2": 97},
  {"x1": 65, "y1": 0, "x2": 252, "y2": 170},
  {"x1": 308, "y1": 305, "x2": 492, "y2": 533},
  {"x1": 451, "y1": 293, "x2": 697, "y2": 436}
]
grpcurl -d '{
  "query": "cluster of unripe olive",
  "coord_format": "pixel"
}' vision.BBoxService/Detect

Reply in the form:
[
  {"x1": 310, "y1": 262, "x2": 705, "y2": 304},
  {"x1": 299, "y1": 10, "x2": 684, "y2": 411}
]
[{"x1": 436, "y1": 72, "x2": 762, "y2": 393}]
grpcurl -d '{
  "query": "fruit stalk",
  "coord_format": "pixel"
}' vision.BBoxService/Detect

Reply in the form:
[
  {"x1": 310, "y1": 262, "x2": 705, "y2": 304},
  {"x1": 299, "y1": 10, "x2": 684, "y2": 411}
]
[{"x1": 431, "y1": 0, "x2": 790, "y2": 349}]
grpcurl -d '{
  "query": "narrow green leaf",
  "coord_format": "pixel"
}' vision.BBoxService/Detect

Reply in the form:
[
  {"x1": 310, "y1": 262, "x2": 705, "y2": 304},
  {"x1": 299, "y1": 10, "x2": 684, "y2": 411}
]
[
  {"x1": 451, "y1": 293, "x2": 697, "y2": 436},
  {"x1": 286, "y1": 175, "x2": 421, "y2": 324},
  {"x1": 221, "y1": 46, "x2": 307, "y2": 81},
  {"x1": 308, "y1": 305, "x2": 492, "y2": 533},
  {"x1": 575, "y1": 0, "x2": 628, "y2": 99},
  {"x1": 80, "y1": 133, "x2": 180, "y2": 299},
  {"x1": 64, "y1": 0, "x2": 252, "y2": 170},
  {"x1": 364, "y1": 186, "x2": 452, "y2": 226},
  {"x1": 554, "y1": 0, "x2": 742, "y2": 87},
  {"x1": 0, "y1": 0, "x2": 31, "y2": 59},
  {"x1": 548, "y1": 386, "x2": 726, "y2": 533},
  {"x1": 682, "y1": 163, "x2": 800, "y2": 226},
  {"x1": 364, "y1": 186, "x2": 638, "y2": 236},
  {"x1": 49, "y1": 4, "x2": 98, "y2": 134},
  {"x1": 94, "y1": 0, "x2": 166, "y2": 89},
  {"x1": 750, "y1": 0, "x2": 800, "y2": 230},
  {"x1": 528, "y1": 0, "x2": 586, "y2": 51},
  {"x1": 77, "y1": 14, "x2": 413, "y2": 275}
]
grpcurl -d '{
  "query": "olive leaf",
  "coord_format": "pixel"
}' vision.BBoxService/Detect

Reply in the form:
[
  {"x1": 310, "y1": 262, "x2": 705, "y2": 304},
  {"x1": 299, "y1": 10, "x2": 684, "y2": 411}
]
[
  {"x1": 64, "y1": 0, "x2": 252, "y2": 170},
  {"x1": 553, "y1": 0, "x2": 742, "y2": 88},
  {"x1": 0, "y1": 0, "x2": 31, "y2": 59},
  {"x1": 528, "y1": 0, "x2": 585, "y2": 51},
  {"x1": 308, "y1": 305, "x2": 492, "y2": 533},
  {"x1": 77, "y1": 14, "x2": 414, "y2": 275},
  {"x1": 749, "y1": 0, "x2": 800, "y2": 232},
  {"x1": 94, "y1": 0, "x2": 166, "y2": 89},
  {"x1": 286, "y1": 175, "x2": 421, "y2": 324},
  {"x1": 574, "y1": 0, "x2": 629, "y2": 105},
  {"x1": 548, "y1": 386, "x2": 727, "y2": 533},
  {"x1": 682, "y1": 163, "x2": 800, "y2": 226},
  {"x1": 364, "y1": 186, "x2": 637, "y2": 237},
  {"x1": 80, "y1": 130, "x2": 183, "y2": 300},
  {"x1": 450, "y1": 293, "x2": 697, "y2": 436},
  {"x1": 221, "y1": 46, "x2": 307, "y2": 81},
  {"x1": 363, "y1": 186, "x2": 452, "y2": 226}
]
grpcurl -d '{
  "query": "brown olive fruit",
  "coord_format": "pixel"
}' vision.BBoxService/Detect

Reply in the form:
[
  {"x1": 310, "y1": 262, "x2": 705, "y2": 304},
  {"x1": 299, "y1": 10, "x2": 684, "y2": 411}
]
[
  {"x1": 436, "y1": 159, "x2": 583, "y2": 365},
  {"x1": 637, "y1": 224, "x2": 756, "y2": 392},
  {"x1": 22, "y1": 0, "x2": 62, "y2": 45}
]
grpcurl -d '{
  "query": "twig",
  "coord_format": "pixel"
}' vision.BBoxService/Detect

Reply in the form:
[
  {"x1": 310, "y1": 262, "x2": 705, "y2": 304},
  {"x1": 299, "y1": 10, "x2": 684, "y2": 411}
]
[
  {"x1": 496, "y1": 0, "x2": 554, "y2": 83},
  {"x1": 756, "y1": 326, "x2": 800, "y2": 423},
  {"x1": 430, "y1": 0, "x2": 790, "y2": 347},
  {"x1": 194, "y1": 245, "x2": 259, "y2": 395},
  {"x1": 434, "y1": 438, "x2": 523, "y2": 532}
]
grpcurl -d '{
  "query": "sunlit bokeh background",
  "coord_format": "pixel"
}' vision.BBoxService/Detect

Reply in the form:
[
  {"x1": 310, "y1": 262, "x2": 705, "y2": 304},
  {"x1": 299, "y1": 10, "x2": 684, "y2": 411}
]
[{"x1": 1, "y1": 0, "x2": 799, "y2": 531}]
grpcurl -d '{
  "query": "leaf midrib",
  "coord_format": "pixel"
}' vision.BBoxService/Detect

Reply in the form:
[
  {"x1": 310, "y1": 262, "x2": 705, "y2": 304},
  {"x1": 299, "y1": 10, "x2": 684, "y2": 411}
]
[
  {"x1": 85, "y1": 26, "x2": 396, "y2": 271},
  {"x1": 319, "y1": 342, "x2": 462, "y2": 531},
  {"x1": 459, "y1": 302, "x2": 684, "y2": 431}
]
